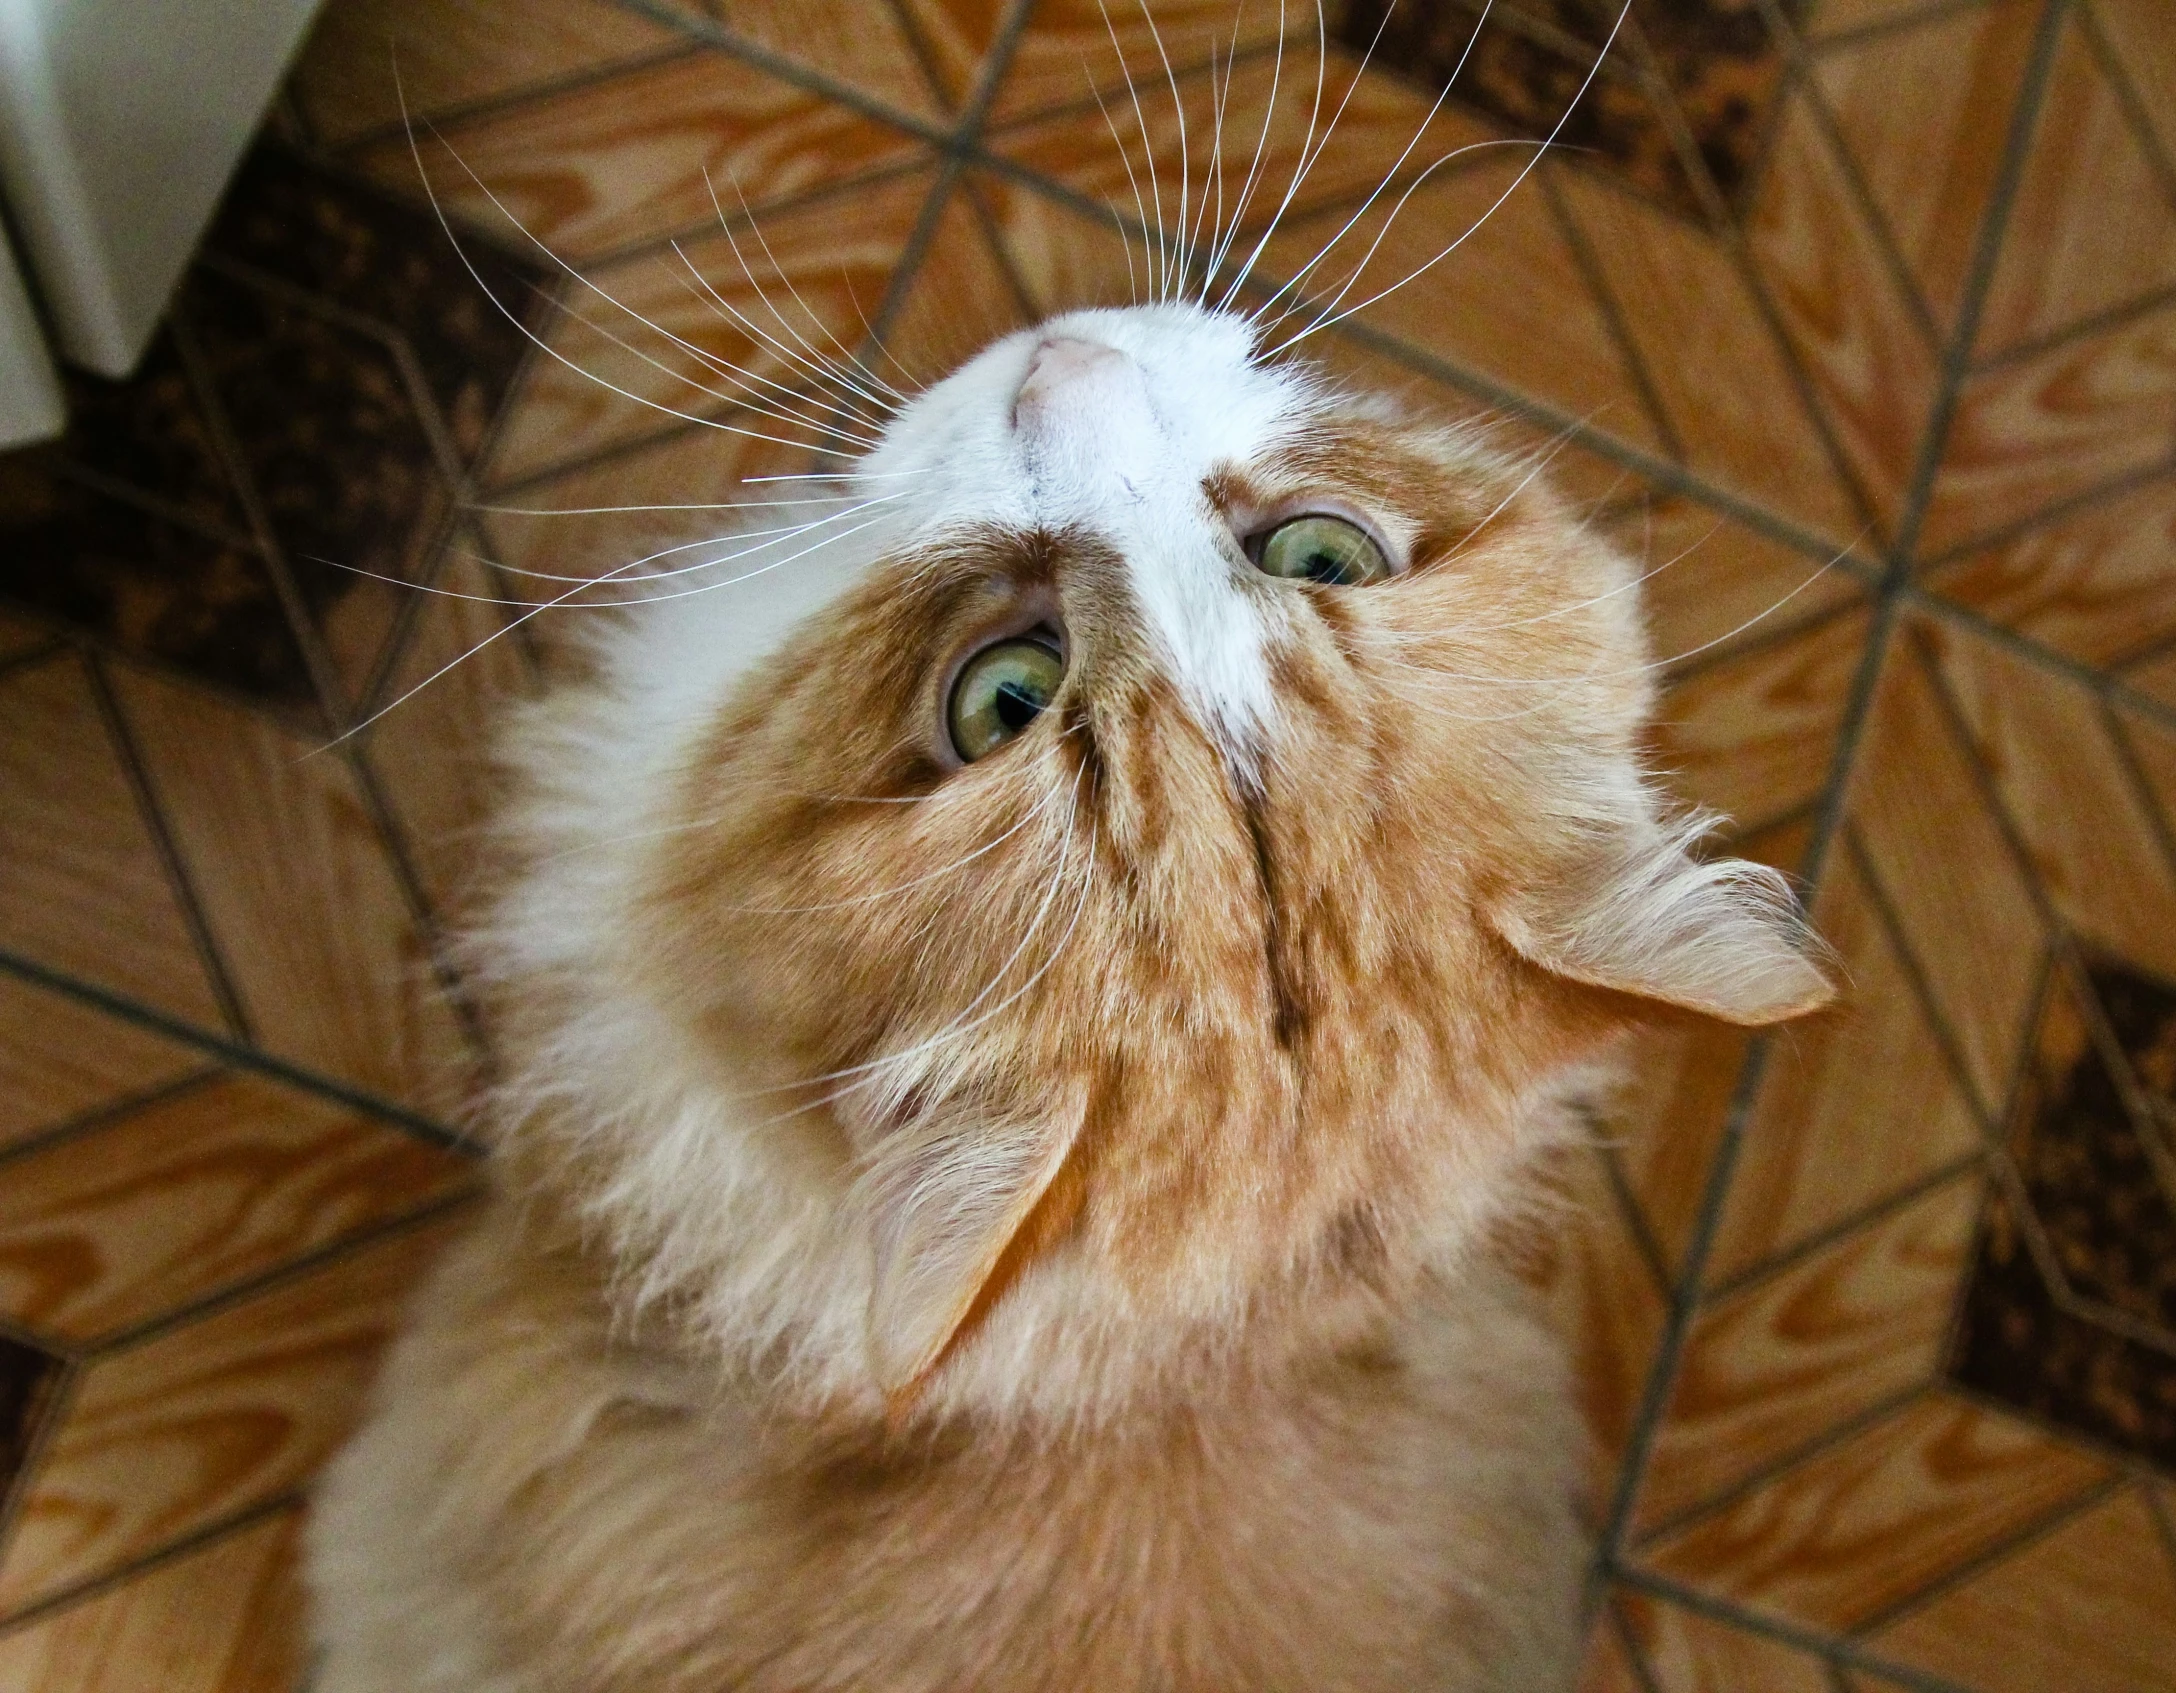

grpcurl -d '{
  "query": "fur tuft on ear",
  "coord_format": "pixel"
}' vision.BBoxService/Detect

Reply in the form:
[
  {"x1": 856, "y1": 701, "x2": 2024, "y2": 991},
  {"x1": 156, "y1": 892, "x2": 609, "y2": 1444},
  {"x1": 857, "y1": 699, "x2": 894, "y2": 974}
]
[
  {"x1": 851, "y1": 1086, "x2": 1084, "y2": 1403},
  {"x1": 1490, "y1": 818, "x2": 1834, "y2": 1027}
]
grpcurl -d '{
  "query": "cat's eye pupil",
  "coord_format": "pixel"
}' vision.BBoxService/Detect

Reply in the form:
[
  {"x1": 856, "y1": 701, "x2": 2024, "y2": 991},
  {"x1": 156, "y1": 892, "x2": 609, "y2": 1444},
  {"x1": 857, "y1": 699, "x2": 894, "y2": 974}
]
[
  {"x1": 949, "y1": 637, "x2": 1065, "y2": 763},
  {"x1": 994, "y1": 682, "x2": 1042, "y2": 732},
  {"x1": 1253, "y1": 514, "x2": 1391, "y2": 587}
]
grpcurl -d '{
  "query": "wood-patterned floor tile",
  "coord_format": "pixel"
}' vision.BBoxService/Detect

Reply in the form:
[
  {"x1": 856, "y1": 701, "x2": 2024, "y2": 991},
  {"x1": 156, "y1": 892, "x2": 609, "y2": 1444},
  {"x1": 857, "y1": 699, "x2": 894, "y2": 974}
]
[
  {"x1": 1601, "y1": 816, "x2": 1814, "y2": 1274},
  {"x1": 989, "y1": 44, "x2": 1497, "y2": 253},
  {"x1": 1748, "y1": 88, "x2": 1941, "y2": 536},
  {"x1": 1869, "y1": 1485, "x2": 2176, "y2": 1693},
  {"x1": 1808, "y1": 0, "x2": 1995, "y2": 40},
  {"x1": 972, "y1": 170, "x2": 1157, "y2": 322},
  {"x1": 1917, "y1": 300, "x2": 2176, "y2": 560},
  {"x1": 1705, "y1": 846, "x2": 1982, "y2": 1283},
  {"x1": 1637, "y1": 1177, "x2": 1982, "y2": 1535},
  {"x1": 1615, "y1": 1591, "x2": 1834, "y2": 1693},
  {"x1": 0, "y1": 1509, "x2": 303, "y2": 1693},
  {"x1": 1640, "y1": 1391, "x2": 2111, "y2": 1633},
  {"x1": 0, "y1": 653, "x2": 225, "y2": 1030},
  {"x1": 1925, "y1": 620, "x2": 2176, "y2": 983},
  {"x1": 2090, "y1": 0, "x2": 2176, "y2": 171},
  {"x1": 363, "y1": 552, "x2": 538, "y2": 916},
  {"x1": 1511, "y1": 1146, "x2": 1668, "y2": 1514},
  {"x1": 988, "y1": 0, "x2": 1291, "y2": 126},
  {"x1": 1976, "y1": 10, "x2": 2176, "y2": 358},
  {"x1": 1651, "y1": 604, "x2": 1871, "y2": 833},
  {"x1": 0, "y1": 1212, "x2": 466, "y2": 1615},
  {"x1": 0, "y1": 978, "x2": 203, "y2": 1154},
  {"x1": 716, "y1": 0, "x2": 949, "y2": 122},
  {"x1": 106, "y1": 665, "x2": 475, "y2": 1117},
  {"x1": 1609, "y1": 499, "x2": 1865, "y2": 682},
  {"x1": 1926, "y1": 471, "x2": 2176, "y2": 670},
  {"x1": 0, "y1": 1072, "x2": 469, "y2": 1346},
  {"x1": 1576, "y1": 1607, "x2": 1645, "y2": 1693},
  {"x1": 351, "y1": 48, "x2": 929, "y2": 263},
  {"x1": 1259, "y1": 157, "x2": 1670, "y2": 457},
  {"x1": 1845, "y1": 629, "x2": 2045, "y2": 1112},
  {"x1": 291, "y1": 0, "x2": 684, "y2": 147},
  {"x1": 1557, "y1": 172, "x2": 1865, "y2": 546},
  {"x1": 482, "y1": 168, "x2": 936, "y2": 483},
  {"x1": 0, "y1": 609, "x2": 51, "y2": 667},
  {"x1": 1815, "y1": 0, "x2": 2044, "y2": 335},
  {"x1": 892, "y1": 0, "x2": 1012, "y2": 111},
  {"x1": 877, "y1": 184, "x2": 1036, "y2": 390}
]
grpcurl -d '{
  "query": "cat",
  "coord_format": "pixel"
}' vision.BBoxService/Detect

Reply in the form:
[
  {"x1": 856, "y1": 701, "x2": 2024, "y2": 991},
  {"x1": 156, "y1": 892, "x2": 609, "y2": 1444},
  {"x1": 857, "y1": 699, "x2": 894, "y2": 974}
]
[{"x1": 302, "y1": 297, "x2": 1831, "y2": 1691}]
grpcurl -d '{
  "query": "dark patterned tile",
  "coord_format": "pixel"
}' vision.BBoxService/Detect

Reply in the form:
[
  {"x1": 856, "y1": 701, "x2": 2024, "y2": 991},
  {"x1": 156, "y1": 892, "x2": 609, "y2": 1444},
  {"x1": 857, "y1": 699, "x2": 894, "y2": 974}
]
[
  {"x1": 0, "y1": 457, "x2": 313, "y2": 705},
  {"x1": 0, "y1": 1334, "x2": 63, "y2": 1509},
  {"x1": 0, "y1": 140, "x2": 544, "y2": 713},
  {"x1": 1948, "y1": 958, "x2": 2176, "y2": 1471},
  {"x1": 1339, "y1": 0, "x2": 1802, "y2": 219},
  {"x1": 201, "y1": 144, "x2": 546, "y2": 460}
]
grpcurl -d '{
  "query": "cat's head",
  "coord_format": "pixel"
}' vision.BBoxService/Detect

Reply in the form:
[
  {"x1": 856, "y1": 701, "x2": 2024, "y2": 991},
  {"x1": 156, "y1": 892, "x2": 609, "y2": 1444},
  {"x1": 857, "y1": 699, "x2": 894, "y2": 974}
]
[{"x1": 494, "y1": 302, "x2": 1829, "y2": 1416}]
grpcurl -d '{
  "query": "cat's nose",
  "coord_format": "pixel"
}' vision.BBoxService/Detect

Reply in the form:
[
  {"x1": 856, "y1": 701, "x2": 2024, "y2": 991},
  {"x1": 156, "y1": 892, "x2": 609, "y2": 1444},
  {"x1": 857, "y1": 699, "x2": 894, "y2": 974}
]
[{"x1": 1011, "y1": 335, "x2": 1158, "y2": 483}]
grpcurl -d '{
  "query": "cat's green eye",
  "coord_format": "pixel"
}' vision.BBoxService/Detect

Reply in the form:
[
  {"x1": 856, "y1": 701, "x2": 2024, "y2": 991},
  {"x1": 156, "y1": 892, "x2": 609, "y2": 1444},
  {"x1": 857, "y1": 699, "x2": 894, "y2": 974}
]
[
  {"x1": 1253, "y1": 514, "x2": 1393, "y2": 586},
  {"x1": 948, "y1": 637, "x2": 1065, "y2": 762}
]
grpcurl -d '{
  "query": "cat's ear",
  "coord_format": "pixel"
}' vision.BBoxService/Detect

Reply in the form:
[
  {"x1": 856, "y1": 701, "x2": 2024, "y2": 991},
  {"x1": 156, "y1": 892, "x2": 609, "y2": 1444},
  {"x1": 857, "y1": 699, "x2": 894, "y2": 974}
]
[
  {"x1": 852, "y1": 1088, "x2": 1084, "y2": 1403},
  {"x1": 1488, "y1": 821, "x2": 1833, "y2": 1027}
]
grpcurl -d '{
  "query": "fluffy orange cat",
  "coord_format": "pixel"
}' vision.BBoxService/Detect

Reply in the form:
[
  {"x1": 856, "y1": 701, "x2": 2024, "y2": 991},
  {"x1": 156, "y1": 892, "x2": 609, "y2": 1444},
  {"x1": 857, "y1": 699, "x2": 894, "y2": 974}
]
[{"x1": 306, "y1": 305, "x2": 1830, "y2": 1691}]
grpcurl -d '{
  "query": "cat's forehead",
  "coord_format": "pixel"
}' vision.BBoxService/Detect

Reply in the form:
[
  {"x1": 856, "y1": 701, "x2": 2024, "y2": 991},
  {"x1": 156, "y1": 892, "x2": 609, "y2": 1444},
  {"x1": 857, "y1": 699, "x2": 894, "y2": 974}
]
[{"x1": 863, "y1": 304, "x2": 1317, "y2": 538}]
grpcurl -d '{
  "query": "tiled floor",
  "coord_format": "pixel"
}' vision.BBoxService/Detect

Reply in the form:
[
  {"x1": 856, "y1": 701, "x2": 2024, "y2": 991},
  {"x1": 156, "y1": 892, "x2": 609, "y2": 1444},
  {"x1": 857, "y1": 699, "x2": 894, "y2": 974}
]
[{"x1": 0, "y1": 0, "x2": 2172, "y2": 1687}]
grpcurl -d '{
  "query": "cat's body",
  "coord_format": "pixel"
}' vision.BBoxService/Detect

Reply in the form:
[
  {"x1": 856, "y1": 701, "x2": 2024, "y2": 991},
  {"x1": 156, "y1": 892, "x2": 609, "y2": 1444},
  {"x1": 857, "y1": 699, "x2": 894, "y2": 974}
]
[
  {"x1": 311, "y1": 1199, "x2": 1584, "y2": 1693},
  {"x1": 308, "y1": 303, "x2": 1828, "y2": 1690}
]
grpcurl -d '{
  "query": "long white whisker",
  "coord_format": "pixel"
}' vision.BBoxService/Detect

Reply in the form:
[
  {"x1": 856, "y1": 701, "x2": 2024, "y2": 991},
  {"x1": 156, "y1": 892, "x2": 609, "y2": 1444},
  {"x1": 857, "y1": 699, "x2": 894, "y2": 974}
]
[
  {"x1": 673, "y1": 226, "x2": 894, "y2": 421},
  {"x1": 1240, "y1": 0, "x2": 1499, "y2": 327},
  {"x1": 709, "y1": 171, "x2": 909, "y2": 410},
  {"x1": 1136, "y1": 0, "x2": 1194, "y2": 292},
  {"x1": 391, "y1": 106, "x2": 858, "y2": 460},
  {"x1": 1204, "y1": 0, "x2": 1286, "y2": 289},
  {"x1": 1101, "y1": 0, "x2": 1169, "y2": 299},
  {"x1": 1087, "y1": 64, "x2": 1150, "y2": 307},
  {"x1": 1216, "y1": 0, "x2": 1334, "y2": 310},
  {"x1": 1289, "y1": 1, "x2": 1630, "y2": 343}
]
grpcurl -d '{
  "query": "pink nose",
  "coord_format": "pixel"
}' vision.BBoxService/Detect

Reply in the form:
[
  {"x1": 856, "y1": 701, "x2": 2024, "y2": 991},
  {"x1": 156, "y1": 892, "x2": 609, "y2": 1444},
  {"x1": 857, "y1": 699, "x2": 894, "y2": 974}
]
[{"x1": 1012, "y1": 336, "x2": 1141, "y2": 436}]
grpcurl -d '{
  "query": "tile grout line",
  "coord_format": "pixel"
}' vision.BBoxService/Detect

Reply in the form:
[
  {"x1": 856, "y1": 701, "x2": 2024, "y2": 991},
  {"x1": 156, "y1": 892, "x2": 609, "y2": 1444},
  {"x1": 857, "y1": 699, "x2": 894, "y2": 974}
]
[
  {"x1": 1610, "y1": 1563, "x2": 1984, "y2": 1693},
  {"x1": 0, "y1": 1362, "x2": 83, "y2": 1587},
  {"x1": 1589, "y1": 0, "x2": 2072, "y2": 1614},
  {"x1": 1535, "y1": 163, "x2": 1688, "y2": 464},
  {"x1": 81, "y1": 1187, "x2": 483, "y2": 1361},
  {"x1": 0, "y1": 948, "x2": 473, "y2": 1152},
  {"x1": 1699, "y1": 1152, "x2": 1983, "y2": 1305},
  {"x1": 80, "y1": 650, "x2": 258, "y2": 1044},
  {"x1": 1846, "y1": 1472, "x2": 2128, "y2": 1638},
  {"x1": 2073, "y1": 0, "x2": 2176, "y2": 205},
  {"x1": 1912, "y1": 447, "x2": 2176, "y2": 572},
  {"x1": 1624, "y1": 1382, "x2": 1932, "y2": 1556},
  {"x1": 0, "y1": 1066, "x2": 227, "y2": 1179},
  {"x1": 1609, "y1": 3, "x2": 1889, "y2": 542},
  {"x1": 1753, "y1": 0, "x2": 1944, "y2": 352},
  {"x1": 0, "y1": 1489, "x2": 304, "y2": 1638}
]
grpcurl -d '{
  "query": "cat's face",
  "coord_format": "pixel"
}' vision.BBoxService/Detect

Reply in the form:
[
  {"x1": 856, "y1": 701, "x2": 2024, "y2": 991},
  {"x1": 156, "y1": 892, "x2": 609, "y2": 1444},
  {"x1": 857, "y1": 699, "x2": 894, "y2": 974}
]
[{"x1": 522, "y1": 302, "x2": 1827, "y2": 1408}]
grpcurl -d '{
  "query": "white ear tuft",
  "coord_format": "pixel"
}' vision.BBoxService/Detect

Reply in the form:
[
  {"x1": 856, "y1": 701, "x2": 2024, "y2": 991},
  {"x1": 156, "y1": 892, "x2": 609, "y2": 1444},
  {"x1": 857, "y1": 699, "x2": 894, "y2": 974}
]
[
  {"x1": 852, "y1": 1089, "x2": 1082, "y2": 1400},
  {"x1": 1491, "y1": 820, "x2": 1834, "y2": 1027}
]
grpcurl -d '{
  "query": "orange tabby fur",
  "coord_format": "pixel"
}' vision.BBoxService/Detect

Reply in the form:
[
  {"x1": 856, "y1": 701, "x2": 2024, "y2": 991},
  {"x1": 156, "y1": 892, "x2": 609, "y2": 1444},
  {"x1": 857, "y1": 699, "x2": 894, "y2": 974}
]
[{"x1": 307, "y1": 311, "x2": 1829, "y2": 1691}]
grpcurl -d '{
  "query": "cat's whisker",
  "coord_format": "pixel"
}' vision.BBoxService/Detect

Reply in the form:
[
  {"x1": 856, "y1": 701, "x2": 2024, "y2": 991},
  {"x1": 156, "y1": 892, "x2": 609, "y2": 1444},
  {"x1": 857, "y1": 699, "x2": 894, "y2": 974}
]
[
  {"x1": 706, "y1": 171, "x2": 911, "y2": 412},
  {"x1": 1214, "y1": 0, "x2": 1335, "y2": 313},
  {"x1": 1086, "y1": 64, "x2": 1150, "y2": 308},
  {"x1": 468, "y1": 495, "x2": 864, "y2": 518},
  {"x1": 1357, "y1": 536, "x2": 1860, "y2": 693},
  {"x1": 390, "y1": 97, "x2": 862, "y2": 463},
  {"x1": 1240, "y1": 7, "x2": 1518, "y2": 335},
  {"x1": 652, "y1": 260, "x2": 893, "y2": 441},
  {"x1": 1288, "y1": 1, "x2": 1631, "y2": 344},
  {"x1": 550, "y1": 283, "x2": 883, "y2": 455},
  {"x1": 1201, "y1": 0, "x2": 1287, "y2": 297},
  {"x1": 1100, "y1": 0, "x2": 1170, "y2": 300},
  {"x1": 1135, "y1": 0, "x2": 1194, "y2": 297},
  {"x1": 675, "y1": 227, "x2": 897, "y2": 425}
]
